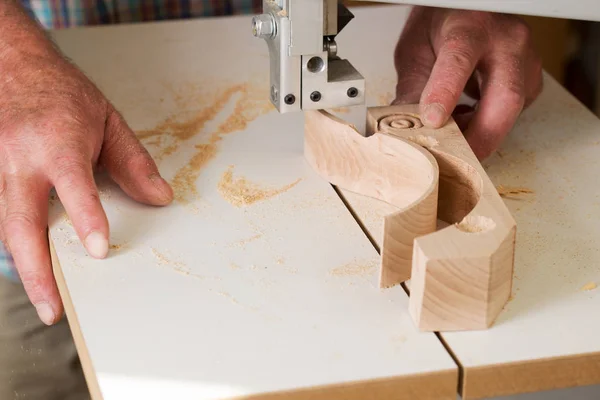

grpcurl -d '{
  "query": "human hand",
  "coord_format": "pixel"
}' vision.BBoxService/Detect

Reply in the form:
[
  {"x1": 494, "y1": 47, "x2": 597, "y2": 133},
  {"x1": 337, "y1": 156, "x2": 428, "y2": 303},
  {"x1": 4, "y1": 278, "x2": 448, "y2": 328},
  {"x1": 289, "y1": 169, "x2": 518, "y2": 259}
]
[
  {"x1": 0, "y1": 1, "x2": 173, "y2": 325},
  {"x1": 393, "y1": 6, "x2": 543, "y2": 159}
]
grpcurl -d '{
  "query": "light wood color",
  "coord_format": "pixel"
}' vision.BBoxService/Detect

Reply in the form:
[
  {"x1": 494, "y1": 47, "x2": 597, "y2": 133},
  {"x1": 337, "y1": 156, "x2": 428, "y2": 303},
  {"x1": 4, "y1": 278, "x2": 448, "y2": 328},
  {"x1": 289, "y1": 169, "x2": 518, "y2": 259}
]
[
  {"x1": 304, "y1": 109, "x2": 439, "y2": 286},
  {"x1": 368, "y1": 105, "x2": 517, "y2": 331},
  {"x1": 306, "y1": 104, "x2": 517, "y2": 332}
]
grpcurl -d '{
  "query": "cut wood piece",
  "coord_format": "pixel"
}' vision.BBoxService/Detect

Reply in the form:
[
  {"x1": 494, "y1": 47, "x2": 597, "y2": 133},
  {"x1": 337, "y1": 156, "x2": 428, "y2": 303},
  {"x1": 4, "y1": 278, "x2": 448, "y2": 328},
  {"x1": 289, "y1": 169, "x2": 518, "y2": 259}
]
[
  {"x1": 367, "y1": 104, "x2": 516, "y2": 331},
  {"x1": 304, "y1": 109, "x2": 439, "y2": 287}
]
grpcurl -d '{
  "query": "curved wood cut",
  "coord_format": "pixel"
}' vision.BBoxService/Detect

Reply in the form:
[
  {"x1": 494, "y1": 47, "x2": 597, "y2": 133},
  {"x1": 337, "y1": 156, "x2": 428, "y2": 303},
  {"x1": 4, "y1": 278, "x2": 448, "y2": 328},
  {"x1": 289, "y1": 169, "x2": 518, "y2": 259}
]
[
  {"x1": 304, "y1": 110, "x2": 440, "y2": 287},
  {"x1": 368, "y1": 104, "x2": 517, "y2": 332}
]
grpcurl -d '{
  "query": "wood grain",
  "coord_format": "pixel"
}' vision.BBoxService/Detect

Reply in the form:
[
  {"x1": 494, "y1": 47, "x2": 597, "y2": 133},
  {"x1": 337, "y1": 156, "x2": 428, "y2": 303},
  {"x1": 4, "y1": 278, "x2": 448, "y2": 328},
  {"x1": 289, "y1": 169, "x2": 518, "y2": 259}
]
[
  {"x1": 304, "y1": 109, "x2": 439, "y2": 286},
  {"x1": 369, "y1": 105, "x2": 516, "y2": 331}
]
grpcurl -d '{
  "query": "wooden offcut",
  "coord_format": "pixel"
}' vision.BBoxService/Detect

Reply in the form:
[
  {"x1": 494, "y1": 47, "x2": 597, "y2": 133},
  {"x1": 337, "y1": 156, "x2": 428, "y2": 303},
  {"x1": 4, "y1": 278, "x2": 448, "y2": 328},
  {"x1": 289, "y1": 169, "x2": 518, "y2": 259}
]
[{"x1": 305, "y1": 104, "x2": 517, "y2": 332}]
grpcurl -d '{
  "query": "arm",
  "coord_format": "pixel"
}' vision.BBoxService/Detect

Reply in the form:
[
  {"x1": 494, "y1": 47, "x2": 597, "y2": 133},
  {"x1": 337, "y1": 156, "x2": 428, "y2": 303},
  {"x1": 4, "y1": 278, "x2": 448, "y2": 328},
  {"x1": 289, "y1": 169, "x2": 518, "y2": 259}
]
[{"x1": 0, "y1": 0, "x2": 173, "y2": 325}]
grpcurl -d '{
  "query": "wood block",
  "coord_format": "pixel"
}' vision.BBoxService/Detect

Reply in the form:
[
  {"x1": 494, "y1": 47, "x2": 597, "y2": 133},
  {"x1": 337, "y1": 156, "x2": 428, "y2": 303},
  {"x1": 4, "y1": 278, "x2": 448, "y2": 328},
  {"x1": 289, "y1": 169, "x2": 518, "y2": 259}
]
[
  {"x1": 305, "y1": 104, "x2": 517, "y2": 332},
  {"x1": 304, "y1": 110, "x2": 439, "y2": 287}
]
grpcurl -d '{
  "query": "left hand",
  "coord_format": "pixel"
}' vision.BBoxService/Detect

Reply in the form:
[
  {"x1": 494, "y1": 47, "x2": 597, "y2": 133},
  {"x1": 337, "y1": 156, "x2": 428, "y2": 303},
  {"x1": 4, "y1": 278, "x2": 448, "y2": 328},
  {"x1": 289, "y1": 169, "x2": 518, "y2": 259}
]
[{"x1": 393, "y1": 7, "x2": 543, "y2": 160}]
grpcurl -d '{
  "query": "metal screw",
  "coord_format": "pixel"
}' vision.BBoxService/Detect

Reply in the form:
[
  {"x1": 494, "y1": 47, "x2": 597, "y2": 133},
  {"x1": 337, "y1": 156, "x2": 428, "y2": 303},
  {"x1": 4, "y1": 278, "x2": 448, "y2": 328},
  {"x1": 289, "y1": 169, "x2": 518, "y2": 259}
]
[
  {"x1": 347, "y1": 87, "x2": 358, "y2": 98},
  {"x1": 310, "y1": 91, "x2": 322, "y2": 102},
  {"x1": 284, "y1": 94, "x2": 295, "y2": 105},
  {"x1": 252, "y1": 14, "x2": 275, "y2": 39}
]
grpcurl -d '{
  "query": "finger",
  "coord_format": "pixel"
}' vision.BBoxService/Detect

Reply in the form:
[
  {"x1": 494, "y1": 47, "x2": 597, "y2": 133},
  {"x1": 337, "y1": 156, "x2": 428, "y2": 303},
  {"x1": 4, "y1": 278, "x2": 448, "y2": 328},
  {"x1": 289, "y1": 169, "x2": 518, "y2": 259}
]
[
  {"x1": 1, "y1": 173, "x2": 61, "y2": 325},
  {"x1": 419, "y1": 23, "x2": 488, "y2": 127},
  {"x1": 464, "y1": 54, "x2": 526, "y2": 160},
  {"x1": 99, "y1": 106, "x2": 173, "y2": 206},
  {"x1": 392, "y1": 7, "x2": 437, "y2": 105},
  {"x1": 524, "y1": 50, "x2": 544, "y2": 108},
  {"x1": 50, "y1": 156, "x2": 109, "y2": 259}
]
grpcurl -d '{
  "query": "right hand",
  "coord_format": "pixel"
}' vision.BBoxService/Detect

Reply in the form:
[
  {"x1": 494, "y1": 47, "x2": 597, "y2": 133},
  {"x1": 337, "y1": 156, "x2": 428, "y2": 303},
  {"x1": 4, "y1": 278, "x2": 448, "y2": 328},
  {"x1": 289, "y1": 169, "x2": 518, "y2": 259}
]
[
  {"x1": 393, "y1": 6, "x2": 543, "y2": 159},
  {"x1": 0, "y1": 1, "x2": 173, "y2": 325}
]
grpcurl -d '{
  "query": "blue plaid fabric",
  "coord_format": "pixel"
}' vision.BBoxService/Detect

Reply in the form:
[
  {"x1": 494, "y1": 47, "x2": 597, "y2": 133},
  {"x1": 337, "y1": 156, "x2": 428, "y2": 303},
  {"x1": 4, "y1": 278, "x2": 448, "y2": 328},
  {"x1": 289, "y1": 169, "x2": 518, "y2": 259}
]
[
  {"x1": 0, "y1": 242, "x2": 18, "y2": 282},
  {"x1": 21, "y1": 0, "x2": 260, "y2": 29},
  {"x1": 0, "y1": 0, "x2": 260, "y2": 282}
]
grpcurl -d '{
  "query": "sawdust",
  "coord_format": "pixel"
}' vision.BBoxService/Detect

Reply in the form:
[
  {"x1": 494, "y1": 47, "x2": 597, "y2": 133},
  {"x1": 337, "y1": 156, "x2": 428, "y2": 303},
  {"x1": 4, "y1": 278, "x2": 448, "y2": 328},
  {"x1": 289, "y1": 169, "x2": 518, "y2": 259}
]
[
  {"x1": 330, "y1": 260, "x2": 377, "y2": 277},
  {"x1": 496, "y1": 185, "x2": 535, "y2": 199},
  {"x1": 150, "y1": 247, "x2": 206, "y2": 280},
  {"x1": 218, "y1": 165, "x2": 302, "y2": 207},
  {"x1": 136, "y1": 83, "x2": 273, "y2": 204},
  {"x1": 408, "y1": 134, "x2": 439, "y2": 148},
  {"x1": 330, "y1": 107, "x2": 350, "y2": 113},
  {"x1": 456, "y1": 216, "x2": 496, "y2": 233},
  {"x1": 61, "y1": 213, "x2": 73, "y2": 226},
  {"x1": 229, "y1": 233, "x2": 263, "y2": 248},
  {"x1": 109, "y1": 243, "x2": 128, "y2": 252},
  {"x1": 580, "y1": 281, "x2": 597, "y2": 291},
  {"x1": 151, "y1": 248, "x2": 185, "y2": 267}
]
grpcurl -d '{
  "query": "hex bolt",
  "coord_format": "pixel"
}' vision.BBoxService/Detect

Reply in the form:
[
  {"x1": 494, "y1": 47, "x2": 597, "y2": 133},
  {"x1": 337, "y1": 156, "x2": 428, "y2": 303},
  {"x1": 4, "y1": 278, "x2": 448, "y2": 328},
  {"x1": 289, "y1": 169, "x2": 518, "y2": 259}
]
[
  {"x1": 284, "y1": 94, "x2": 295, "y2": 105},
  {"x1": 252, "y1": 14, "x2": 275, "y2": 39},
  {"x1": 310, "y1": 91, "x2": 322, "y2": 102},
  {"x1": 347, "y1": 87, "x2": 358, "y2": 98}
]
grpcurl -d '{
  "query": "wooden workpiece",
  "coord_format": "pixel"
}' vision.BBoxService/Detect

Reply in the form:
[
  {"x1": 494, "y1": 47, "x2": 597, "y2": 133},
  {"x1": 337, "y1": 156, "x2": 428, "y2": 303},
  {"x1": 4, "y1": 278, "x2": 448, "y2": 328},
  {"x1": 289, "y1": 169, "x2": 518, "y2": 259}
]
[
  {"x1": 305, "y1": 106, "x2": 516, "y2": 332},
  {"x1": 45, "y1": 4, "x2": 600, "y2": 400},
  {"x1": 304, "y1": 109, "x2": 440, "y2": 287}
]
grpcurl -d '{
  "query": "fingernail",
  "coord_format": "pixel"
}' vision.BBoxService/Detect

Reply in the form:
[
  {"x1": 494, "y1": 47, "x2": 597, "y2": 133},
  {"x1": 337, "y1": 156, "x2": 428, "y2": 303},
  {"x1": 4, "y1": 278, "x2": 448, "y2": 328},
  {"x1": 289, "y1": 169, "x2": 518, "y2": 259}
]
[
  {"x1": 35, "y1": 303, "x2": 56, "y2": 325},
  {"x1": 149, "y1": 174, "x2": 173, "y2": 204},
  {"x1": 423, "y1": 103, "x2": 447, "y2": 127},
  {"x1": 84, "y1": 231, "x2": 108, "y2": 259}
]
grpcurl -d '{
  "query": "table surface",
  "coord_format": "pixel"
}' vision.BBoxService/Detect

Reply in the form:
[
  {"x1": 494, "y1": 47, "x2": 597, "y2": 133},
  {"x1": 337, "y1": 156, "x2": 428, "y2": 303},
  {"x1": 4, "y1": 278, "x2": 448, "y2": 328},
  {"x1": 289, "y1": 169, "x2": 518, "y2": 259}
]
[
  {"x1": 47, "y1": 4, "x2": 600, "y2": 400},
  {"x1": 48, "y1": 5, "x2": 459, "y2": 400}
]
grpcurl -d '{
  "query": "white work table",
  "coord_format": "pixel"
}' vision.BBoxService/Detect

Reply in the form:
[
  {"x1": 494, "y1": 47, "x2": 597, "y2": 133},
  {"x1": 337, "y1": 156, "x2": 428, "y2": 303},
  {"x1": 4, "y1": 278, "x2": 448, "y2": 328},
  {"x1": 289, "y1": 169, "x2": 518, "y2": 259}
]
[{"x1": 46, "y1": 5, "x2": 600, "y2": 400}]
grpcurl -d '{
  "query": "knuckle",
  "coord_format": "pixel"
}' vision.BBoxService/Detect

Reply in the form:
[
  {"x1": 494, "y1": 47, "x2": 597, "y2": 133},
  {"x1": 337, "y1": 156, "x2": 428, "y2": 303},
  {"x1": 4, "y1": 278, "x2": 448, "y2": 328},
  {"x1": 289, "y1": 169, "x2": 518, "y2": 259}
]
[
  {"x1": 507, "y1": 19, "x2": 532, "y2": 47},
  {"x1": 3, "y1": 210, "x2": 40, "y2": 234},
  {"x1": 442, "y1": 48, "x2": 476, "y2": 72},
  {"x1": 21, "y1": 274, "x2": 47, "y2": 297},
  {"x1": 53, "y1": 155, "x2": 87, "y2": 182},
  {"x1": 428, "y1": 81, "x2": 463, "y2": 105}
]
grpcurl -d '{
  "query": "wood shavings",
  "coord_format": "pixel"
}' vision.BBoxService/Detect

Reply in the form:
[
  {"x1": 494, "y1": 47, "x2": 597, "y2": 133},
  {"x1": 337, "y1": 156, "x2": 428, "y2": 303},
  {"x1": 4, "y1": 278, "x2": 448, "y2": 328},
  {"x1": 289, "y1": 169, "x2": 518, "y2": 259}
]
[
  {"x1": 330, "y1": 260, "x2": 377, "y2": 277},
  {"x1": 408, "y1": 134, "x2": 439, "y2": 148},
  {"x1": 330, "y1": 107, "x2": 350, "y2": 113},
  {"x1": 456, "y1": 216, "x2": 496, "y2": 233},
  {"x1": 228, "y1": 233, "x2": 263, "y2": 248},
  {"x1": 109, "y1": 242, "x2": 129, "y2": 253},
  {"x1": 580, "y1": 282, "x2": 597, "y2": 291},
  {"x1": 152, "y1": 248, "x2": 185, "y2": 267},
  {"x1": 151, "y1": 248, "x2": 204, "y2": 280},
  {"x1": 496, "y1": 185, "x2": 535, "y2": 199},
  {"x1": 218, "y1": 165, "x2": 302, "y2": 207},
  {"x1": 136, "y1": 83, "x2": 273, "y2": 204}
]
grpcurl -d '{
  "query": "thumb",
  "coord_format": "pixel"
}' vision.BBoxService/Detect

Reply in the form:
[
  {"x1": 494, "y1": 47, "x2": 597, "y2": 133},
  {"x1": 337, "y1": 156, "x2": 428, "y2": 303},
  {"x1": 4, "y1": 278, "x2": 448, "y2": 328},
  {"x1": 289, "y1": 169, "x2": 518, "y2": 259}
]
[{"x1": 99, "y1": 105, "x2": 173, "y2": 206}]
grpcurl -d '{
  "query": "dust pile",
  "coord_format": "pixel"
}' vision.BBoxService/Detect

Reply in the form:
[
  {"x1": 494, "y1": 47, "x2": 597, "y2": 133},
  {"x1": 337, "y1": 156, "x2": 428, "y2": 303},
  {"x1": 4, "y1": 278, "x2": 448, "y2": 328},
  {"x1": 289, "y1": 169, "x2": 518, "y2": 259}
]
[
  {"x1": 136, "y1": 83, "x2": 274, "y2": 203},
  {"x1": 217, "y1": 165, "x2": 301, "y2": 207}
]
